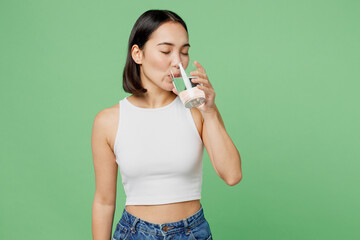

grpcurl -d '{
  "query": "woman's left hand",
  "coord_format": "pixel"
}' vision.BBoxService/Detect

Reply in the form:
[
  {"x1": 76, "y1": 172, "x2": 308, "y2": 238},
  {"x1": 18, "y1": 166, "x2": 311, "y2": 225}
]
[{"x1": 190, "y1": 61, "x2": 216, "y2": 114}]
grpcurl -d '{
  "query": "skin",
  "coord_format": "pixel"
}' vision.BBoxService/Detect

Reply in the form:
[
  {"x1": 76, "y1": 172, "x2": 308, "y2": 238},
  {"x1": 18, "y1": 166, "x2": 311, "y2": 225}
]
[{"x1": 91, "y1": 21, "x2": 242, "y2": 238}]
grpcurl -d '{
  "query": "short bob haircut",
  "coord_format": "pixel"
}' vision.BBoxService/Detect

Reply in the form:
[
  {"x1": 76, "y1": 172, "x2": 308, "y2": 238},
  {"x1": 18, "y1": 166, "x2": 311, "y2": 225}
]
[{"x1": 123, "y1": 10, "x2": 188, "y2": 95}]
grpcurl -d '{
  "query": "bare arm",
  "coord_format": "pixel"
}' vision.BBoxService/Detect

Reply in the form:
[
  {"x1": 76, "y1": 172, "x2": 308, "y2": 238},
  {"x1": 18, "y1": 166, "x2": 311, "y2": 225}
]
[
  {"x1": 188, "y1": 60, "x2": 242, "y2": 186},
  {"x1": 91, "y1": 109, "x2": 118, "y2": 240},
  {"x1": 202, "y1": 104, "x2": 242, "y2": 186}
]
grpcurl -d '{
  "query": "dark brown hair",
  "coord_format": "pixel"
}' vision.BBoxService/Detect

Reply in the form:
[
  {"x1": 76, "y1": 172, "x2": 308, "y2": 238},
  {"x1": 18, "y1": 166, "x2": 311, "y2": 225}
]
[{"x1": 123, "y1": 10, "x2": 188, "y2": 95}]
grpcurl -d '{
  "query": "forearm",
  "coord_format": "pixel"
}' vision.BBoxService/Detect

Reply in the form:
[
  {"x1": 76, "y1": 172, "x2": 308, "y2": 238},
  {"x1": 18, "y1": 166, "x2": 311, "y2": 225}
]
[
  {"x1": 92, "y1": 200, "x2": 116, "y2": 240},
  {"x1": 202, "y1": 105, "x2": 242, "y2": 184}
]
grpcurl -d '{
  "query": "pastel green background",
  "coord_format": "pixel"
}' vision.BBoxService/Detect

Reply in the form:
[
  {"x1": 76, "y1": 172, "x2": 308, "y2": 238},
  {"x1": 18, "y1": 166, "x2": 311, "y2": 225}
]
[{"x1": 0, "y1": 0, "x2": 359, "y2": 239}]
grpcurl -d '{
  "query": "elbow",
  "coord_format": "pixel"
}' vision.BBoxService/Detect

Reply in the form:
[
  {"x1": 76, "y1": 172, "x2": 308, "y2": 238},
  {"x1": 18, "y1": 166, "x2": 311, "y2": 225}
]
[
  {"x1": 93, "y1": 191, "x2": 117, "y2": 206},
  {"x1": 226, "y1": 174, "x2": 242, "y2": 186}
]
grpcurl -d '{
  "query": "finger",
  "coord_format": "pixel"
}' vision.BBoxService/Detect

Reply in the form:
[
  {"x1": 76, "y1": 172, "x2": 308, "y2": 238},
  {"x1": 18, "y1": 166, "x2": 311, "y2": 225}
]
[
  {"x1": 190, "y1": 71, "x2": 208, "y2": 80},
  {"x1": 194, "y1": 61, "x2": 206, "y2": 73},
  {"x1": 191, "y1": 77, "x2": 211, "y2": 87},
  {"x1": 196, "y1": 84, "x2": 213, "y2": 96}
]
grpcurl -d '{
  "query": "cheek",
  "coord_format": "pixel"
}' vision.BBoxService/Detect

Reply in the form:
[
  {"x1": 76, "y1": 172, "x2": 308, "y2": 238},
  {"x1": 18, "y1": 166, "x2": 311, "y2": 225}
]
[{"x1": 146, "y1": 53, "x2": 170, "y2": 73}]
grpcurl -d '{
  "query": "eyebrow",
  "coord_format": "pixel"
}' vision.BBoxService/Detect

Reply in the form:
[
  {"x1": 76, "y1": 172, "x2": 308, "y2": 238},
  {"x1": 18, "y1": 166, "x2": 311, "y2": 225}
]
[{"x1": 157, "y1": 42, "x2": 190, "y2": 47}]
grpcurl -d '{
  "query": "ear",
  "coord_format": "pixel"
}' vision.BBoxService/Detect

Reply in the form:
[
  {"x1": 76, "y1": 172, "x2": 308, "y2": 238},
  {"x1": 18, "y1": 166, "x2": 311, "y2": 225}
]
[{"x1": 131, "y1": 44, "x2": 143, "y2": 64}]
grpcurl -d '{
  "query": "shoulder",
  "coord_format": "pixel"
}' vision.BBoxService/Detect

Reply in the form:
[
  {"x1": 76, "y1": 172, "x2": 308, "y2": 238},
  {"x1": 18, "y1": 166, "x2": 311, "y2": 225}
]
[
  {"x1": 94, "y1": 103, "x2": 119, "y2": 125},
  {"x1": 92, "y1": 103, "x2": 120, "y2": 144},
  {"x1": 189, "y1": 107, "x2": 204, "y2": 139},
  {"x1": 189, "y1": 107, "x2": 204, "y2": 122}
]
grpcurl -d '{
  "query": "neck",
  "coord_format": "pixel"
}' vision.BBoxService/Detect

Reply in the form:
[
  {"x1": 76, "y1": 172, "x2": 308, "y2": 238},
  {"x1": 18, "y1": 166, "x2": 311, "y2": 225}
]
[
  {"x1": 132, "y1": 70, "x2": 177, "y2": 108},
  {"x1": 131, "y1": 92, "x2": 177, "y2": 109}
]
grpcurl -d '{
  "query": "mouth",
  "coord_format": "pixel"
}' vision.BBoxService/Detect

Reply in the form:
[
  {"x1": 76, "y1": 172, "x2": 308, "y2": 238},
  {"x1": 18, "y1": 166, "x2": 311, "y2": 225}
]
[{"x1": 169, "y1": 73, "x2": 181, "y2": 78}]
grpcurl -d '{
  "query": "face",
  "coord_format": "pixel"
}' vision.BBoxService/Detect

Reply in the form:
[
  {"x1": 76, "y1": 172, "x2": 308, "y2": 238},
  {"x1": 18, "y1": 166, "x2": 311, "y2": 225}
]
[{"x1": 132, "y1": 22, "x2": 190, "y2": 92}]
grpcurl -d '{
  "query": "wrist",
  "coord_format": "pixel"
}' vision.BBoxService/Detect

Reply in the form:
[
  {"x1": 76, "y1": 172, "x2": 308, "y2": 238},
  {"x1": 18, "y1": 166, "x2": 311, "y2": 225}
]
[{"x1": 201, "y1": 107, "x2": 218, "y2": 120}]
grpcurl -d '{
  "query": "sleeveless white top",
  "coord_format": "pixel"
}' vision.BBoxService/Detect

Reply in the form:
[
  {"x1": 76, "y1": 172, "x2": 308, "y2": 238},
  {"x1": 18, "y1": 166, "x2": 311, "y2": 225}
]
[{"x1": 113, "y1": 95, "x2": 204, "y2": 205}]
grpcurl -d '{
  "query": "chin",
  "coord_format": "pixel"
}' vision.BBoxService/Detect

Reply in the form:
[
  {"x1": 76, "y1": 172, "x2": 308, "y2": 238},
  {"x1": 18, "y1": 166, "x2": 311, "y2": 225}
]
[
  {"x1": 166, "y1": 85, "x2": 174, "y2": 92},
  {"x1": 163, "y1": 79, "x2": 174, "y2": 90}
]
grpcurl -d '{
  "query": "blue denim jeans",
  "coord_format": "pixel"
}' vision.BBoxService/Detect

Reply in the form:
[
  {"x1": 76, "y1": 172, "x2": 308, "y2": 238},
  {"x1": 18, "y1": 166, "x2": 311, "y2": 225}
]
[{"x1": 113, "y1": 204, "x2": 213, "y2": 240}]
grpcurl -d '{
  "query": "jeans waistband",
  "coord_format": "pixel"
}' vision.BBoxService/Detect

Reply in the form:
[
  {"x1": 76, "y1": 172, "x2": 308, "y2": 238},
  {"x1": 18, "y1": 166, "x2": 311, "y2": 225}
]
[{"x1": 120, "y1": 203, "x2": 205, "y2": 235}]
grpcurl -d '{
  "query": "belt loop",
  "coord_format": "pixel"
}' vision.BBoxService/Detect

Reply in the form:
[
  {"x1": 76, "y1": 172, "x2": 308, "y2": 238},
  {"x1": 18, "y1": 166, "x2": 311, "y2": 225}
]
[
  {"x1": 183, "y1": 218, "x2": 190, "y2": 235},
  {"x1": 130, "y1": 217, "x2": 139, "y2": 234}
]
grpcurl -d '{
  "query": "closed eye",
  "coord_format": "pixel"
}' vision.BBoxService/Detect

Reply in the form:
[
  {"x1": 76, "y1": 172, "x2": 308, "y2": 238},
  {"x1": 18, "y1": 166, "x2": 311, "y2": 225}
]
[{"x1": 161, "y1": 51, "x2": 189, "y2": 56}]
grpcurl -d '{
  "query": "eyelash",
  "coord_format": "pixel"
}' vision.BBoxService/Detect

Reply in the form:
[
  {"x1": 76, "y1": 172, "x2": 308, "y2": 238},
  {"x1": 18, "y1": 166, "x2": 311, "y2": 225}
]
[{"x1": 161, "y1": 51, "x2": 188, "y2": 56}]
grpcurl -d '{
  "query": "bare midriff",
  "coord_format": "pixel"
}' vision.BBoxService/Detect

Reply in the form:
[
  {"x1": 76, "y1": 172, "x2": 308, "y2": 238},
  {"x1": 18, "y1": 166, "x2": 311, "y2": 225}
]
[{"x1": 125, "y1": 199, "x2": 201, "y2": 224}]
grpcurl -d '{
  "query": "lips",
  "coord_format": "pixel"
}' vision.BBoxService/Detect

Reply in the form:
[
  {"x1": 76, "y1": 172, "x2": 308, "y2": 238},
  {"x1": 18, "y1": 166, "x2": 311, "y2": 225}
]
[{"x1": 170, "y1": 73, "x2": 181, "y2": 78}]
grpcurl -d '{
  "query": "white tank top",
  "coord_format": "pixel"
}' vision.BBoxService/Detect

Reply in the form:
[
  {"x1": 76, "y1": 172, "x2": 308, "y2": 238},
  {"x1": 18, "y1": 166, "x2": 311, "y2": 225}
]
[{"x1": 113, "y1": 95, "x2": 204, "y2": 205}]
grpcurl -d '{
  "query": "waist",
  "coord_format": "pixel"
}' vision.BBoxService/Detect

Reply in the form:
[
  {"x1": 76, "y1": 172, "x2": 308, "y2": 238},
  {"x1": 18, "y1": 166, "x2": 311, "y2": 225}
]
[{"x1": 124, "y1": 199, "x2": 201, "y2": 224}]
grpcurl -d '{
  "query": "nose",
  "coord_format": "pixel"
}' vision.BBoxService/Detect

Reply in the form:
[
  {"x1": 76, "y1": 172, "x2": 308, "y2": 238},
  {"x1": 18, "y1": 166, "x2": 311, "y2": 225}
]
[
  {"x1": 171, "y1": 53, "x2": 182, "y2": 68},
  {"x1": 170, "y1": 57, "x2": 180, "y2": 76},
  {"x1": 170, "y1": 52, "x2": 189, "y2": 75}
]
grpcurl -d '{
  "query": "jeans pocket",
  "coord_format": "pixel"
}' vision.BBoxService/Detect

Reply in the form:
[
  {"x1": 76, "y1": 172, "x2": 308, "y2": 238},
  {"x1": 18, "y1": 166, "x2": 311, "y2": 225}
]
[
  {"x1": 113, "y1": 221, "x2": 130, "y2": 240},
  {"x1": 189, "y1": 219, "x2": 213, "y2": 240}
]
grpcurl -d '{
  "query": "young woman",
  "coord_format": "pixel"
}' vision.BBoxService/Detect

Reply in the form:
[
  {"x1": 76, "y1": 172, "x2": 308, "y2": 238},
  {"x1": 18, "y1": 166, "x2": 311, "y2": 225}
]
[{"x1": 91, "y1": 10, "x2": 242, "y2": 240}]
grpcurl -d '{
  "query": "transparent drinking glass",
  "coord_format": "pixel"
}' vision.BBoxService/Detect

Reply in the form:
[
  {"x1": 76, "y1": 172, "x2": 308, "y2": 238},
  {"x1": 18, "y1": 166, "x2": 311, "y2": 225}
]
[{"x1": 170, "y1": 60, "x2": 206, "y2": 108}]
